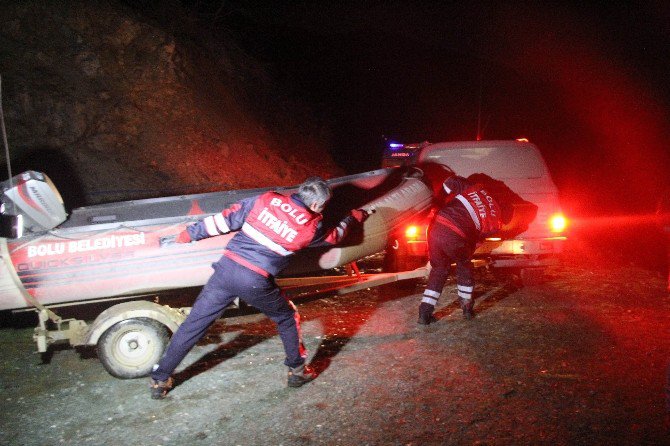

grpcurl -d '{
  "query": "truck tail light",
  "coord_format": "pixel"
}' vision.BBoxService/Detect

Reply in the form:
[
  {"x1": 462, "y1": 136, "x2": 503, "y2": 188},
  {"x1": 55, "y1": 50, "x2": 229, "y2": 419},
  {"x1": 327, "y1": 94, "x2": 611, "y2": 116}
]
[
  {"x1": 404, "y1": 224, "x2": 428, "y2": 241},
  {"x1": 549, "y1": 213, "x2": 567, "y2": 233},
  {"x1": 405, "y1": 225, "x2": 420, "y2": 239}
]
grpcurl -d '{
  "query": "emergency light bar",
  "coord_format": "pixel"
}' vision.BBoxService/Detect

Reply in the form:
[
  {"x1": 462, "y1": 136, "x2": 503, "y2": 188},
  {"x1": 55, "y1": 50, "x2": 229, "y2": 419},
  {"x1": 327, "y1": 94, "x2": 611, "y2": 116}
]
[{"x1": 381, "y1": 141, "x2": 430, "y2": 168}]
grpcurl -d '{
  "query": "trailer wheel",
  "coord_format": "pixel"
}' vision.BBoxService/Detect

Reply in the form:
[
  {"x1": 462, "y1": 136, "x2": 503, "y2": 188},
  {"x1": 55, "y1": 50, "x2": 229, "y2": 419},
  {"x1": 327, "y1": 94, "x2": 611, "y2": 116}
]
[{"x1": 97, "y1": 318, "x2": 170, "y2": 379}]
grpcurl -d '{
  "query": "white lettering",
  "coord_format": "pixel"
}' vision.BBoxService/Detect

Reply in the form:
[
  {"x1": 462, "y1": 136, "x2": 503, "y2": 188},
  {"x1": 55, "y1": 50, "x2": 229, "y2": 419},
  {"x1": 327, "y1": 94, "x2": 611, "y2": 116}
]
[
  {"x1": 270, "y1": 218, "x2": 282, "y2": 233},
  {"x1": 264, "y1": 196, "x2": 308, "y2": 225},
  {"x1": 258, "y1": 207, "x2": 273, "y2": 225},
  {"x1": 256, "y1": 207, "x2": 299, "y2": 242},
  {"x1": 467, "y1": 191, "x2": 487, "y2": 218},
  {"x1": 295, "y1": 214, "x2": 308, "y2": 225},
  {"x1": 68, "y1": 233, "x2": 146, "y2": 254},
  {"x1": 281, "y1": 224, "x2": 294, "y2": 239},
  {"x1": 25, "y1": 234, "x2": 146, "y2": 257},
  {"x1": 485, "y1": 195, "x2": 497, "y2": 216},
  {"x1": 27, "y1": 243, "x2": 66, "y2": 258}
]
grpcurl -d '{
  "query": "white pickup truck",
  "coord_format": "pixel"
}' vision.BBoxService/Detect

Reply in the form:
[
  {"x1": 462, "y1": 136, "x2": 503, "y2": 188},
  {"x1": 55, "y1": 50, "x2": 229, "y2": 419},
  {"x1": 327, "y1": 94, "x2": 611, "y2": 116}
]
[{"x1": 381, "y1": 139, "x2": 567, "y2": 284}]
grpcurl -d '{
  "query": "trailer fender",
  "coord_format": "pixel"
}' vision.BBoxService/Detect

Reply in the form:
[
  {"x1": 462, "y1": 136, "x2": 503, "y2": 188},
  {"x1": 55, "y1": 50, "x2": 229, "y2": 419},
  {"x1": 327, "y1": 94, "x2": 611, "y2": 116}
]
[{"x1": 84, "y1": 300, "x2": 186, "y2": 346}]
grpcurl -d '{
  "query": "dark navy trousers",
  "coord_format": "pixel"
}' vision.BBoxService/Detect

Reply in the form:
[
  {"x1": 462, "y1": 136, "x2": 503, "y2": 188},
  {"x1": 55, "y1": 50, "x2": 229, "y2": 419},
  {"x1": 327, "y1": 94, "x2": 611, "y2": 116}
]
[
  {"x1": 151, "y1": 256, "x2": 304, "y2": 382},
  {"x1": 425, "y1": 222, "x2": 476, "y2": 298}
]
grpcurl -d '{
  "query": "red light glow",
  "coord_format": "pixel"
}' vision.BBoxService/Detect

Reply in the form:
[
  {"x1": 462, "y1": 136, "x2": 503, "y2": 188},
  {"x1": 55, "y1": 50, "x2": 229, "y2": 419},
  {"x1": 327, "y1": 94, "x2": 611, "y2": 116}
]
[
  {"x1": 405, "y1": 225, "x2": 420, "y2": 239},
  {"x1": 549, "y1": 214, "x2": 567, "y2": 233}
]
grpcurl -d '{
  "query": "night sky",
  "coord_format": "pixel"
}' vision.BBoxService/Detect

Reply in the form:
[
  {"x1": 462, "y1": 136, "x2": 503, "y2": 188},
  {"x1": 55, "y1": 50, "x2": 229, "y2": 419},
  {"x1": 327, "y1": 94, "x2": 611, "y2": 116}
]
[{"x1": 181, "y1": 1, "x2": 670, "y2": 216}]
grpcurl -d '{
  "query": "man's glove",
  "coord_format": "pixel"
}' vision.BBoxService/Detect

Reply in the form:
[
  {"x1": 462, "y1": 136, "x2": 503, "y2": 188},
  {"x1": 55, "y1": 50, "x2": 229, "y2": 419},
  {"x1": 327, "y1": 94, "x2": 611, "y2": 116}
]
[
  {"x1": 175, "y1": 229, "x2": 192, "y2": 243},
  {"x1": 350, "y1": 209, "x2": 369, "y2": 223}
]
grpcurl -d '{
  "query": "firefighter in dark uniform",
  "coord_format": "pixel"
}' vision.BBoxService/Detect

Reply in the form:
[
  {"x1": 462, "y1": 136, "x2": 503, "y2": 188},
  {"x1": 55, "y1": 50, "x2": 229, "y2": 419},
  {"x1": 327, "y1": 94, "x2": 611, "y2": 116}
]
[
  {"x1": 418, "y1": 175, "x2": 502, "y2": 324},
  {"x1": 150, "y1": 177, "x2": 368, "y2": 399}
]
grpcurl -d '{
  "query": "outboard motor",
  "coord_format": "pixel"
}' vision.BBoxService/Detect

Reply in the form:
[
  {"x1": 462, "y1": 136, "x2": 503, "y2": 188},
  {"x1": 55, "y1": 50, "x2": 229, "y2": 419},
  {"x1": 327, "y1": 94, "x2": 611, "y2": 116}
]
[{"x1": 0, "y1": 171, "x2": 67, "y2": 238}]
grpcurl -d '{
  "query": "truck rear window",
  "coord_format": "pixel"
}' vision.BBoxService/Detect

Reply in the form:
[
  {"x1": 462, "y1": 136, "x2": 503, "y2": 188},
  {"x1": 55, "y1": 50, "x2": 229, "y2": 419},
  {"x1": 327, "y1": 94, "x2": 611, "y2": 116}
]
[{"x1": 421, "y1": 144, "x2": 548, "y2": 179}]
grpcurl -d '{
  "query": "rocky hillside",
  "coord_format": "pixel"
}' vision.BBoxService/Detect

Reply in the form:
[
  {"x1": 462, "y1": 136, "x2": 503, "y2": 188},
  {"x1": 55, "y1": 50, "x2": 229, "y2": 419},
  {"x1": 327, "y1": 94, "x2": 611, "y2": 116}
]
[{"x1": 0, "y1": 0, "x2": 341, "y2": 208}]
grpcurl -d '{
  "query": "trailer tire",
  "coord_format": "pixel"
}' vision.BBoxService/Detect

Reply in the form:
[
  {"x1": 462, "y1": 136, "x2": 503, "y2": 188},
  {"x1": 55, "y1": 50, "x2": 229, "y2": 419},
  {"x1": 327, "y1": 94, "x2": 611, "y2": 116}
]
[{"x1": 97, "y1": 318, "x2": 170, "y2": 379}]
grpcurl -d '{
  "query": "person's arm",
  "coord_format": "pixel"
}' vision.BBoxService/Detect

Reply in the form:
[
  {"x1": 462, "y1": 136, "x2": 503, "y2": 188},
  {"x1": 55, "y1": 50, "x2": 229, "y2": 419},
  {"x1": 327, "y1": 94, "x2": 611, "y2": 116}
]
[
  {"x1": 177, "y1": 196, "x2": 256, "y2": 243},
  {"x1": 310, "y1": 209, "x2": 369, "y2": 247},
  {"x1": 442, "y1": 175, "x2": 470, "y2": 196}
]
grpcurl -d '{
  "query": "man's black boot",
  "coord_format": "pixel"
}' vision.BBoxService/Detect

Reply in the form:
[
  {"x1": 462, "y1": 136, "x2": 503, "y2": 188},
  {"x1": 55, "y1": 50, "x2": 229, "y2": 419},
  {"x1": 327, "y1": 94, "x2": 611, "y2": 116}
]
[
  {"x1": 417, "y1": 302, "x2": 437, "y2": 325},
  {"x1": 149, "y1": 376, "x2": 173, "y2": 400},
  {"x1": 459, "y1": 298, "x2": 475, "y2": 320},
  {"x1": 288, "y1": 364, "x2": 317, "y2": 388}
]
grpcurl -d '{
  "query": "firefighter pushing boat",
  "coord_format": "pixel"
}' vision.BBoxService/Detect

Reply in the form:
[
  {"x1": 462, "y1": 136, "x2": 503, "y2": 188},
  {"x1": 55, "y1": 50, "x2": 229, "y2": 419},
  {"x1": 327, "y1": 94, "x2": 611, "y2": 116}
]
[{"x1": 149, "y1": 177, "x2": 368, "y2": 399}]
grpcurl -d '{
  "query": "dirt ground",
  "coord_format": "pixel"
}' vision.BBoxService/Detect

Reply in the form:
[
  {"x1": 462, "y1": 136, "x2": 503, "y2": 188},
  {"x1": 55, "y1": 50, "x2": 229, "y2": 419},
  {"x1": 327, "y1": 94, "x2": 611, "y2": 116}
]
[{"x1": 0, "y1": 237, "x2": 669, "y2": 446}]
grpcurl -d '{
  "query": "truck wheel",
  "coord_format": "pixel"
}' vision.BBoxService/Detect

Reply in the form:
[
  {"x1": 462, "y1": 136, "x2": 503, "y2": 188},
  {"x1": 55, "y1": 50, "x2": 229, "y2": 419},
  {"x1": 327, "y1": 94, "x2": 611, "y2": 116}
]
[
  {"x1": 97, "y1": 318, "x2": 170, "y2": 379},
  {"x1": 383, "y1": 241, "x2": 425, "y2": 292},
  {"x1": 383, "y1": 242, "x2": 402, "y2": 272},
  {"x1": 494, "y1": 267, "x2": 545, "y2": 287}
]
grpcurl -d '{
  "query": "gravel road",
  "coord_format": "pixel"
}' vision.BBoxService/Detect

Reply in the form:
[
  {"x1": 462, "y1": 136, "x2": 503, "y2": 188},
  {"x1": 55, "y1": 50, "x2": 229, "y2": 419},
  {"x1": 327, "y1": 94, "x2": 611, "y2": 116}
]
[{"x1": 1, "y1": 259, "x2": 669, "y2": 445}]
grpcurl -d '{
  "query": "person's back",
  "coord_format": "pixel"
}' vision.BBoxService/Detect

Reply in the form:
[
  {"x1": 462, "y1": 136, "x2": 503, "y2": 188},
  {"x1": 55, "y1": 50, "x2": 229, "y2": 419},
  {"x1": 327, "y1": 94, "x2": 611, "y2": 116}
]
[
  {"x1": 435, "y1": 175, "x2": 502, "y2": 242},
  {"x1": 418, "y1": 175, "x2": 503, "y2": 324},
  {"x1": 186, "y1": 191, "x2": 324, "y2": 277}
]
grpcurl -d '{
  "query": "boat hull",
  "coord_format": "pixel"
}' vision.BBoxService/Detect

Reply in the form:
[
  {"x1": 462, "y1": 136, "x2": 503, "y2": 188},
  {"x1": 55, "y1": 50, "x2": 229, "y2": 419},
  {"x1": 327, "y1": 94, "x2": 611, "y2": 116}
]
[{"x1": 0, "y1": 168, "x2": 432, "y2": 310}]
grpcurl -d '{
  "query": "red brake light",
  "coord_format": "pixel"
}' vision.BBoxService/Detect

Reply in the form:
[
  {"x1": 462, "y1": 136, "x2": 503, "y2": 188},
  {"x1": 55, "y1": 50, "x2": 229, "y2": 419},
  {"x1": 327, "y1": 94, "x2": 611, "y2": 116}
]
[
  {"x1": 405, "y1": 225, "x2": 420, "y2": 239},
  {"x1": 549, "y1": 213, "x2": 567, "y2": 233}
]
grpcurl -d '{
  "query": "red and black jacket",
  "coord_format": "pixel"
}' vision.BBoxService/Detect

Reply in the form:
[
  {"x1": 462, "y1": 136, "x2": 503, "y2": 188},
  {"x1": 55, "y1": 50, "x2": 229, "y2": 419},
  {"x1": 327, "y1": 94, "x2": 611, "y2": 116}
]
[
  {"x1": 186, "y1": 191, "x2": 355, "y2": 277},
  {"x1": 435, "y1": 176, "x2": 502, "y2": 241}
]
